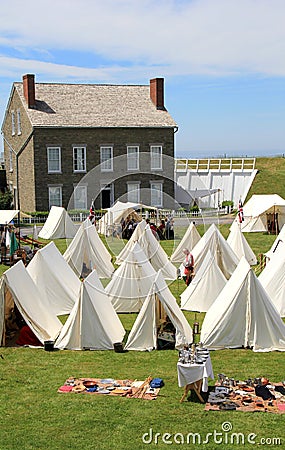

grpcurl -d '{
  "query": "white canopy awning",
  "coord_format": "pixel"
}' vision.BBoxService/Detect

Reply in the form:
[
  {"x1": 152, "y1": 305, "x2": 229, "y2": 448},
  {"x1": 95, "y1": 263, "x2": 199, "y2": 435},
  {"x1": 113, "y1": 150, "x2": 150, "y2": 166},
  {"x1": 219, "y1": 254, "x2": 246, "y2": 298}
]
[{"x1": 0, "y1": 210, "x2": 19, "y2": 225}]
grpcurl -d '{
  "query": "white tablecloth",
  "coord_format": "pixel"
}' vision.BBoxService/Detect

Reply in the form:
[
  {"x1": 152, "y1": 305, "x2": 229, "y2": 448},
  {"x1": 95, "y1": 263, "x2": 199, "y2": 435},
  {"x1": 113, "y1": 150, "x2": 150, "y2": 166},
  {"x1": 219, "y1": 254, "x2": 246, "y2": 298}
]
[{"x1": 177, "y1": 356, "x2": 214, "y2": 392}]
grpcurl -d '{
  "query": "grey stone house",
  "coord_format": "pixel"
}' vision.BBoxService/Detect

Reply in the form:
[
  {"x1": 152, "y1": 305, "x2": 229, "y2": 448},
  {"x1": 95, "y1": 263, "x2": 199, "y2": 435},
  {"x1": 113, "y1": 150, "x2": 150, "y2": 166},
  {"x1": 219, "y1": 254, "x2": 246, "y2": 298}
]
[{"x1": 1, "y1": 74, "x2": 177, "y2": 212}]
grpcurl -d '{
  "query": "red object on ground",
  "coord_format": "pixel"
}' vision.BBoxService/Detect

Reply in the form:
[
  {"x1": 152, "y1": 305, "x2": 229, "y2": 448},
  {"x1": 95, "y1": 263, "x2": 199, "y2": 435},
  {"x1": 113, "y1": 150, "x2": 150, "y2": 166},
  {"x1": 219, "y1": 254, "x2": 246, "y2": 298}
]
[{"x1": 16, "y1": 325, "x2": 43, "y2": 346}]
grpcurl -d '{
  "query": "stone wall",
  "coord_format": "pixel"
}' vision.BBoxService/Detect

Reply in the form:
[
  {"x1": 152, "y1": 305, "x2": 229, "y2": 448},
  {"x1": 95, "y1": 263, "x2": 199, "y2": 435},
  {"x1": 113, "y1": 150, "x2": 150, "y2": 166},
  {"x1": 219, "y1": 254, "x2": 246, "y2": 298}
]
[{"x1": 33, "y1": 126, "x2": 175, "y2": 211}]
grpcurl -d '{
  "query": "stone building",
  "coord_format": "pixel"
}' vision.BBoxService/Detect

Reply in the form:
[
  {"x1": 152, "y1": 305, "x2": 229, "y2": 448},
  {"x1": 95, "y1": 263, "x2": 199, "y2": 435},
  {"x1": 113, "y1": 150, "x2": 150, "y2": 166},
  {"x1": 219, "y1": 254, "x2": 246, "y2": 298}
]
[{"x1": 1, "y1": 74, "x2": 177, "y2": 212}]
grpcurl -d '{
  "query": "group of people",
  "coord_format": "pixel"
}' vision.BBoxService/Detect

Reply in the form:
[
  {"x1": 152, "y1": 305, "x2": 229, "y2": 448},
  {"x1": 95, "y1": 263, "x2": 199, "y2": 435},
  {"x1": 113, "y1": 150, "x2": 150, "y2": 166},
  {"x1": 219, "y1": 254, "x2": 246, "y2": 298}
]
[
  {"x1": 121, "y1": 214, "x2": 139, "y2": 240},
  {"x1": 146, "y1": 216, "x2": 174, "y2": 241},
  {"x1": 0, "y1": 224, "x2": 18, "y2": 264},
  {"x1": 0, "y1": 224, "x2": 39, "y2": 266}
]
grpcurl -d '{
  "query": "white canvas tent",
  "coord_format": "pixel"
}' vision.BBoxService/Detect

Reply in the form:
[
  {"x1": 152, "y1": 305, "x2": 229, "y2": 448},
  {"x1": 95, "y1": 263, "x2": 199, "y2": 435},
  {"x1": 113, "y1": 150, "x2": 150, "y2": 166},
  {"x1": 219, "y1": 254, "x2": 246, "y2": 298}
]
[
  {"x1": 27, "y1": 242, "x2": 81, "y2": 316},
  {"x1": 200, "y1": 257, "x2": 285, "y2": 352},
  {"x1": 125, "y1": 270, "x2": 193, "y2": 351},
  {"x1": 0, "y1": 210, "x2": 19, "y2": 225},
  {"x1": 137, "y1": 225, "x2": 177, "y2": 280},
  {"x1": 0, "y1": 261, "x2": 62, "y2": 344},
  {"x1": 227, "y1": 221, "x2": 257, "y2": 265},
  {"x1": 98, "y1": 201, "x2": 152, "y2": 236},
  {"x1": 180, "y1": 251, "x2": 227, "y2": 312},
  {"x1": 55, "y1": 270, "x2": 125, "y2": 350},
  {"x1": 170, "y1": 222, "x2": 201, "y2": 263},
  {"x1": 105, "y1": 242, "x2": 157, "y2": 313},
  {"x1": 237, "y1": 194, "x2": 285, "y2": 233},
  {"x1": 188, "y1": 224, "x2": 239, "y2": 279},
  {"x1": 39, "y1": 206, "x2": 77, "y2": 239},
  {"x1": 264, "y1": 224, "x2": 285, "y2": 261},
  {"x1": 64, "y1": 218, "x2": 114, "y2": 278},
  {"x1": 259, "y1": 252, "x2": 285, "y2": 317},
  {"x1": 116, "y1": 220, "x2": 147, "y2": 264}
]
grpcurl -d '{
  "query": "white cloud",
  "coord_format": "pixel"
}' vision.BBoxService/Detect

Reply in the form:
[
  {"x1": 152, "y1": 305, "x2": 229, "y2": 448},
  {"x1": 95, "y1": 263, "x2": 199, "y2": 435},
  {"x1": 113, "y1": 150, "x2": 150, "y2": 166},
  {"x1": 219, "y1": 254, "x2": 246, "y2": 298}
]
[{"x1": 0, "y1": 0, "x2": 285, "y2": 77}]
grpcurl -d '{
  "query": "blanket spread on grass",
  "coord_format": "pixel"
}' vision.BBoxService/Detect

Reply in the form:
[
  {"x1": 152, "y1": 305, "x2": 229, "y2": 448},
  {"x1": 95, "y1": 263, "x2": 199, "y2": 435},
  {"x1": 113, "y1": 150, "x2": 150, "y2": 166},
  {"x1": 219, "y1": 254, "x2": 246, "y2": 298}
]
[
  {"x1": 58, "y1": 376, "x2": 160, "y2": 400},
  {"x1": 205, "y1": 383, "x2": 285, "y2": 414}
]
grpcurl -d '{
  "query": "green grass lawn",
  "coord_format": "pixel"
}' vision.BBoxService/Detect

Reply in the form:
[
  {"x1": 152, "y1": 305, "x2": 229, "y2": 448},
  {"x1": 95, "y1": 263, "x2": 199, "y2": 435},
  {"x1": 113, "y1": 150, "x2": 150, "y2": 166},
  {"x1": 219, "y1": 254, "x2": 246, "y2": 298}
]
[{"x1": 1, "y1": 225, "x2": 285, "y2": 449}]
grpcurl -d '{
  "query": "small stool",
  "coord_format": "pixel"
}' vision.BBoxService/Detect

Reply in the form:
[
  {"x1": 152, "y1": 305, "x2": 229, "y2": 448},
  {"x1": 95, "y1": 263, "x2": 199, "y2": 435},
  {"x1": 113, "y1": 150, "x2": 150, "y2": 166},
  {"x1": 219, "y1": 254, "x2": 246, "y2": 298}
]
[{"x1": 180, "y1": 379, "x2": 204, "y2": 403}]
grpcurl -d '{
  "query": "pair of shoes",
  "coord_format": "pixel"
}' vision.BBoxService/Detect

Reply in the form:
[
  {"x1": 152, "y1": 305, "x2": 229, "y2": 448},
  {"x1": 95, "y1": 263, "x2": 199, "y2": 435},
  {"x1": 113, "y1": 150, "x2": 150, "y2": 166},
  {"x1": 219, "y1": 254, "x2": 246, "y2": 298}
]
[
  {"x1": 208, "y1": 392, "x2": 227, "y2": 399},
  {"x1": 208, "y1": 393, "x2": 228, "y2": 404},
  {"x1": 219, "y1": 401, "x2": 237, "y2": 410}
]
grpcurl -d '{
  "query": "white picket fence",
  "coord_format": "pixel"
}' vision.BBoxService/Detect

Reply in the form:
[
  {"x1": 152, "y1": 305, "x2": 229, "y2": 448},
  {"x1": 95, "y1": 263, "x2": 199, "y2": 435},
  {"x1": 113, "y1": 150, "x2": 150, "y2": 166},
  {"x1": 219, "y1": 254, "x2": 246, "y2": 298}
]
[{"x1": 19, "y1": 206, "x2": 232, "y2": 225}]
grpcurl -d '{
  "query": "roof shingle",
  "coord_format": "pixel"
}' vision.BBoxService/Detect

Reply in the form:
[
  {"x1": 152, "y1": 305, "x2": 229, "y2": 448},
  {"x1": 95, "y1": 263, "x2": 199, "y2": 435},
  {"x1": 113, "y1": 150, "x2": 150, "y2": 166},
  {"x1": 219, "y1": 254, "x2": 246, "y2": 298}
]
[{"x1": 14, "y1": 82, "x2": 177, "y2": 128}]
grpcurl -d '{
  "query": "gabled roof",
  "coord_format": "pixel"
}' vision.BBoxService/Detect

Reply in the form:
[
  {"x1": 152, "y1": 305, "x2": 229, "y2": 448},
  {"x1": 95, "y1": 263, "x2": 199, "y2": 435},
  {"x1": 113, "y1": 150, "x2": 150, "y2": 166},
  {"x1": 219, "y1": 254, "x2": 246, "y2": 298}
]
[{"x1": 13, "y1": 81, "x2": 177, "y2": 128}]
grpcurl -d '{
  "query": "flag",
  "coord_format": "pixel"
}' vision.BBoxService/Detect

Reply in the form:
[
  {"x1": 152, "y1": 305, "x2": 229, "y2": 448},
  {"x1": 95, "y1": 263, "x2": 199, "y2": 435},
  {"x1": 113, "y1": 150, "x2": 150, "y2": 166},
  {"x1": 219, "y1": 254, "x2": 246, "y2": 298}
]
[
  {"x1": 9, "y1": 231, "x2": 19, "y2": 256},
  {"x1": 88, "y1": 199, "x2": 96, "y2": 225},
  {"x1": 238, "y1": 199, "x2": 244, "y2": 223}
]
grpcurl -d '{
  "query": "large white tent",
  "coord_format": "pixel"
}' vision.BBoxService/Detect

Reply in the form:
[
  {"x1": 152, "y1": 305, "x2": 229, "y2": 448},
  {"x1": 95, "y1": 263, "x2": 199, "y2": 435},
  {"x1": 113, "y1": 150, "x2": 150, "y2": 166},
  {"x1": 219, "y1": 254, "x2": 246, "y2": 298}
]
[
  {"x1": 63, "y1": 218, "x2": 114, "y2": 278},
  {"x1": 227, "y1": 221, "x2": 257, "y2": 265},
  {"x1": 170, "y1": 222, "x2": 201, "y2": 263},
  {"x1": 125, "y1": 270, "x2": 193, "y2": 351},
  {"x1": 180, "y1": 251, "x2": 227, "y2": 312},
  {"x1": 27, "y1": 242, "x2": 81, "y2": 316},
  {"x1": 116, "y1": 220, "x2": 147, "y2": 264},
  {"x1": 105, "y1": 242, "x2": 157, "y2": 313},
  {"x1": 0, "y1": 261, "x2": 62, "y2": 344},
  {"x1": 259, "y1": 252, "x2": 285, "y2": 317},
  {"x1": 237, "y1": 194, "x2": 285, "y2": 233},
  {"x1": 55, "y1": 270, "x2": 125, "y2": 350},
  {"x1": 137, "y1": 225, "x2": 177, "y2": 280},
  {"x1": 265, "y1": 224, "x2": 285, "y2": 261},
  {"x1": 39, "y1": 206, "x2": 77, "y2": 239},
  {"x1": 98, "y1": 201, "x2": 146, "y2": 236},
  {"x1": 188, "y1": 223, "x2": 239, "y2": 279},
  {"x1": 200, "y1": 257, "x2": 285, "y2": 352}
]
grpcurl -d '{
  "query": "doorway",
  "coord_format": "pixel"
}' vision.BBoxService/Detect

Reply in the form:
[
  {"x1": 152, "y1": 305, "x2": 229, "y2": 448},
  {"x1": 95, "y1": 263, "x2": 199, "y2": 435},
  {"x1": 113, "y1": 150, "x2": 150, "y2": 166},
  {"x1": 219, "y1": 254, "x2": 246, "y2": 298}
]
[{"x1": 101, "y1": 184, "x2": 113, "y2": 209}]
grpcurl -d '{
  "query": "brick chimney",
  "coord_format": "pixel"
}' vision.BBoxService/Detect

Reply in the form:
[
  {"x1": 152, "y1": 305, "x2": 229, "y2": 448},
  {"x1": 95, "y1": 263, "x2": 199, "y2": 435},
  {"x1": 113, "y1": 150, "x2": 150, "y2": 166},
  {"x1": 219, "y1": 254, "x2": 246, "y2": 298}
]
[
  {"x1": 150, "y1": 78, "x2": 165, "y2": 110},
  {"x1": 23, "y1": 74, "x2": 36, "y2": 108}
]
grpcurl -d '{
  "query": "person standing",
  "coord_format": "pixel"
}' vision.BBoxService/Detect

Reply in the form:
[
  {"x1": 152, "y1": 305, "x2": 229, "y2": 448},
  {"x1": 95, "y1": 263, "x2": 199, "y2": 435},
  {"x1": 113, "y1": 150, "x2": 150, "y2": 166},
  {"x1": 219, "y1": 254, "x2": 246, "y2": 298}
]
[
  {"x1": 0, "y1": 226, "x2": 6, "y2": 264},
  {"x1": 182, "y1": 248, "x2": 194, "y2": 286}
]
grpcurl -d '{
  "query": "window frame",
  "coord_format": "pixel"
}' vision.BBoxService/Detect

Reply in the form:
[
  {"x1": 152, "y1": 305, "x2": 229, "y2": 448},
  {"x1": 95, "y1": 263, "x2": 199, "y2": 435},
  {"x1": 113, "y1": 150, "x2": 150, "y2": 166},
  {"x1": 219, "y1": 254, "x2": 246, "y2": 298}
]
[
  {"x1": 127, "y1": 146, "x2": 139, "y2": 171},
  {"x1": 150, "y1": 181, "x2": 163, "y2": 207},
  {"x1": 48, "y1": 185, "x2": 62, "y2": 208},
  {"x1": 47, "y1": 146, "x2": 61, "y2": 173},
  {"x1": 9, "y1": 149, "x2": 13, "y2": 172},
  {"x1": 73, "y1": 145, "x2": 86, "y2": 173},
  {"x1": 127, "y1": 181, "x2": 141, "y2": 203},
  {"x1": 73, "y1": 185, "x2": 87, "y2": 210},
  {"x1": 150, "y1": 145, "x2": 163, "y2": 170},
  {"x1": 100, "y1": 146, "x2": 113, "y2": 172},
  {"x1": 17, "y1": 109, "x2": 21, "y2": 135},
  {"x1": 11, "y1": 111, "x2": 15, "y2": 136}
]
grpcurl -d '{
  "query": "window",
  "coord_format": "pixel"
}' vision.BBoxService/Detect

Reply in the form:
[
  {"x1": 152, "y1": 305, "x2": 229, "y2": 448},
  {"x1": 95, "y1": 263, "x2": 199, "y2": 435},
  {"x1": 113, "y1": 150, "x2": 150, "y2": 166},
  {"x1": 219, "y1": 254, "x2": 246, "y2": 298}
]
[
  {"x1": 127, "y1": 146, "x2": 139, "y2": 170},
  {"x1": 74, "y1": 185, "x2": 87, "y2": 210},
  {"x1": 17, "y1": 109, "x2": 21, "y2": 135},
  {"x1": 48, "y1": 186, "x2": 62, "y2": 208},
  {"x1": 73, "y1": 146, "x2": 86, "y2": 172},
  {"x1": 150, "y1": 182, "x2": 163, "y2": 207},
  {"x1": 150, "y1": 145, "x2": 162, "y2": 170},
  {"x1": 11, "y1": 111, "x2": 15, "y2": 136},
  {"x1": 100, "y1": 146, "x2": 113, "y2": 171},
  {"x1": 47, "y1": 147, "x2": 61, "y2": 173},
  {"x1": 127, "y1": 182, "x2": 140, "y2": 203},
  {"x1": 9, "y1": 149, "x2": 13, "y2": 172}
]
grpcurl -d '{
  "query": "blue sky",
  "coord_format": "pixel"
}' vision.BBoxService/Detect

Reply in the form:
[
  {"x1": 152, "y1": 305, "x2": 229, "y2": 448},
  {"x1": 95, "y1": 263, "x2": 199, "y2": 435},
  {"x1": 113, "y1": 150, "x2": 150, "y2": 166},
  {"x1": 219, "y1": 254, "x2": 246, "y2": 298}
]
[{"x1": 0, "y1": 0, "x2": 284, "y2": 158}]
